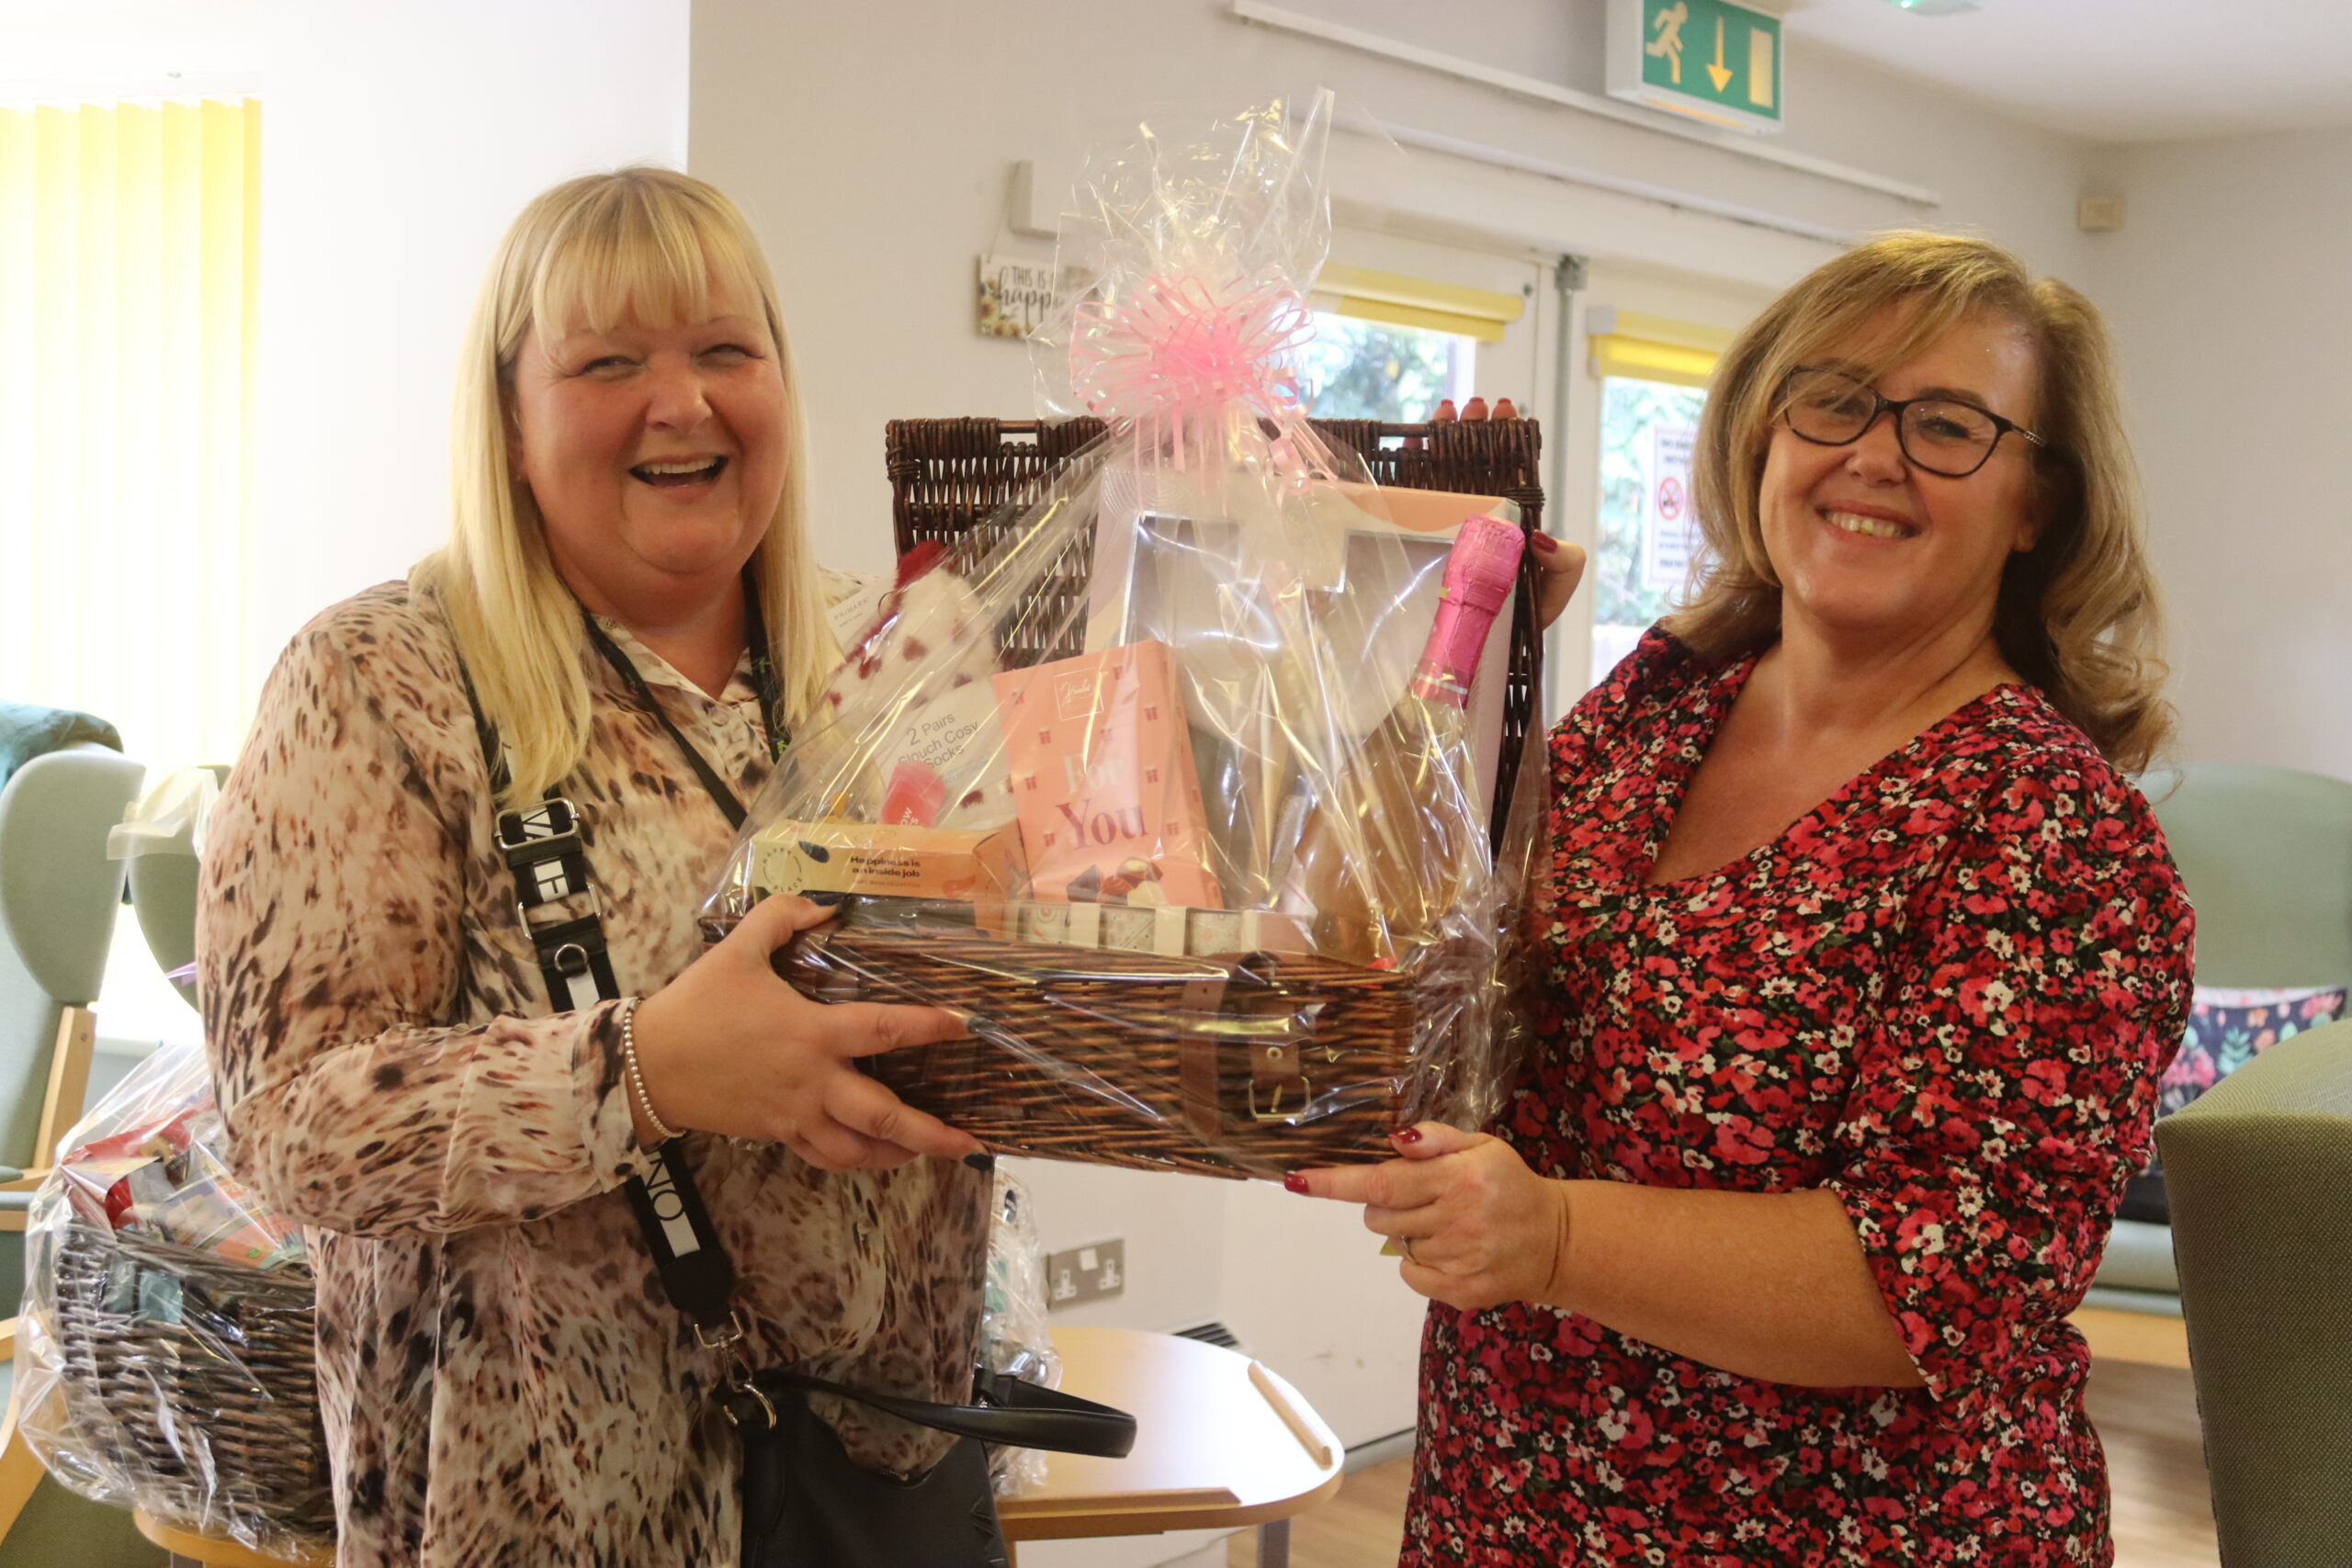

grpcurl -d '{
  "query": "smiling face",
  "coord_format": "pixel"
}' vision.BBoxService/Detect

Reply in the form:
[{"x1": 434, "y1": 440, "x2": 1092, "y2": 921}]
[
  {"x1": 508, "y1": 288, "x2": 787, "y2": 625},
  {"x1": 1756, "y1": 308, "x2": 2042, "y2": 658}
]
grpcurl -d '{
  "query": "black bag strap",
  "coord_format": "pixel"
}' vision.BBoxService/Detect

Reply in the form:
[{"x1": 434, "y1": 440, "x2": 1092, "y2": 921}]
[
  {"x1": 736, "y1": 1367, "x2": 1136, "y2": 1460},
  {"x1": 451, "y1": 624, "x2": 741, "y2": 1333}
]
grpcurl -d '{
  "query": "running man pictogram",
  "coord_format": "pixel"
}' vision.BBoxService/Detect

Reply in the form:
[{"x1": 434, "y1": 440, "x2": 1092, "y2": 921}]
[{"x1": 1645, "y1": 2, "x2": 1690, "y2": 85}]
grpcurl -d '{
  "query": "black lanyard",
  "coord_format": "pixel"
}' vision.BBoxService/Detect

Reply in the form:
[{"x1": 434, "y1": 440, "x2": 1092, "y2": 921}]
[
  {"x1": 578, "y1": 571, "x2": 788, "y2": 830},
  {"x1": 449, "y1": 574, "x2": 789, "y2": 1331}
]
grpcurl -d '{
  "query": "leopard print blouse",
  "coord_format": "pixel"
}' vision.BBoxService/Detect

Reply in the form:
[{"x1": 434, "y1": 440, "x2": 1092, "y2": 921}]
[{"x1": 198, "y1": 574, "x2": 989, "y2": 1567}]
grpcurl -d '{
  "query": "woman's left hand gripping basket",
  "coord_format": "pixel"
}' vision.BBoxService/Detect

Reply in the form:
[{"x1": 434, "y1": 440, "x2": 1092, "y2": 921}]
[{"x1": 14, "y1": 1040, "x2": 333, "y2": 1555}]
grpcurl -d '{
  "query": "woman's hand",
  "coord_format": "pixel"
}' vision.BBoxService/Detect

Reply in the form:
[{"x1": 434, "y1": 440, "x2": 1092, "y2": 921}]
[
  {"x1": 627, "y1": 895, "x2": 983, "y2": 1172},
  {"x1": 1288, "y1": 1122, "x2": 1573, "y2": 1312},
  {"x1": 1531, "y1": 533, "x2": 1587, "y2": 633}
]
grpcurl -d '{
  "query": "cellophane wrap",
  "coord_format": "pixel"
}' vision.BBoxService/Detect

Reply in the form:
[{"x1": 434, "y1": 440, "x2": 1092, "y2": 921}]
[
  {"x1": 13, "y1": 1040, "x2": 333, "y2": 1552},
  {"x1": 702, "y1": 94, "x2": 1543, "y2": 1179},
  {"x1": 979, "y1": 1168, "x2": 1057, "y2": 1495}
]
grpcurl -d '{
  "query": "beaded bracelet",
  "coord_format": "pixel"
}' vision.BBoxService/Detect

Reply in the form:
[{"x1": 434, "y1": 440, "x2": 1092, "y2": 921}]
[{"x1": 619, "y1": 998, "x2": 680, "y2": 1145}]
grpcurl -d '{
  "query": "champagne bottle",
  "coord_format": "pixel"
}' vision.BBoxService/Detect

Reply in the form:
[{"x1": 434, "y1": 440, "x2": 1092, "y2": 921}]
[{"x1": 1280, "y1": 514, "x2": 1525, "y2": 965}]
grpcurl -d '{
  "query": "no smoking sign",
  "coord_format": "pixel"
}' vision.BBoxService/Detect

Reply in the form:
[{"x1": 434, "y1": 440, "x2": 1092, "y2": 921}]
[{"x1": 1644, "y1": 424, "x2": 1701, "y2": 591}]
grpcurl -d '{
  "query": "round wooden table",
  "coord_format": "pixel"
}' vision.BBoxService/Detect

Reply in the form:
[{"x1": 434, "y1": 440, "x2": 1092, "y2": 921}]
[
  {"x1": 133, "y1": 1510, "x2": 332, "y2": 1566},
  {"x1": 133, "y1": 1326, "x2": 1345, "y2": 1568},
  {"x1": 999, "y1": 1325, "x2": 1346, "y2": 1566}
]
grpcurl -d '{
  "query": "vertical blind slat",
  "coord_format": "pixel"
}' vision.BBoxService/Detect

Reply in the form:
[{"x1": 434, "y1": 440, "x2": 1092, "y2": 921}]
[
  {"x1": 0, "y1": 110, "x2": 39, "y2": 694},
  {"x1": 0, "y1": 96, "x2": 257, "y2": 770}
]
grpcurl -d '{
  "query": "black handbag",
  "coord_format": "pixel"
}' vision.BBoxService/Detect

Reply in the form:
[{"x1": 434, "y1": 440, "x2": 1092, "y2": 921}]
[
  {"x1": 454, "y1": 592, "x2": 1137, "y2": 1567},
  {"x1": 730, "y1": 1366, "x2": 1136, "y2": 1568}
]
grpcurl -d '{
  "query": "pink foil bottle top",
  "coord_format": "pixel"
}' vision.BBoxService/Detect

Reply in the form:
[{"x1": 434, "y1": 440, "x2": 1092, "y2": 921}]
[{"x1": 1409, "y1": 514, "x2": 1523, "y2": 708}]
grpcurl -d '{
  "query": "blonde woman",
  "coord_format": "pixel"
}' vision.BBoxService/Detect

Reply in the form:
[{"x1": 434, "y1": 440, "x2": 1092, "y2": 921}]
[
  {"x1": 1296, "y1": 233, "x2": 2195, "y2": 1564},
  {"x1": 198, "y1": 169, "x2": 987, "y2": 1564}
]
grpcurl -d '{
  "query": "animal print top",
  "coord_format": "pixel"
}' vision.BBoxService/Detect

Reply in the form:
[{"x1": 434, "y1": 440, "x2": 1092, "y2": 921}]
[{"x1": 198, "y1": 575, "x2": 989, "y2": 1568}]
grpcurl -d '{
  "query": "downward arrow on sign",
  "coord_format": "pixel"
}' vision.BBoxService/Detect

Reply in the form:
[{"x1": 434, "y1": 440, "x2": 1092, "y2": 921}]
[{"x1": 1707, "y1": 17, "x2": 1734, "y2": 92}]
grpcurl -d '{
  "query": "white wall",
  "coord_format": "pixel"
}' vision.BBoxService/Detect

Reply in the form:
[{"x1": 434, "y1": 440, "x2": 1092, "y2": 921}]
[
  {"x1": 689, "y1": 0, "x2": 2099, "y2": 579},
  {"x1": 2086, "y1": 125, "x2": 2352, "y2": 781},
  {"x1": 246, "y1": 0, "x2": 690, "y2": 684},
  {"x1": 0, "y1": 0, "x2": 265, "y2": 101}
]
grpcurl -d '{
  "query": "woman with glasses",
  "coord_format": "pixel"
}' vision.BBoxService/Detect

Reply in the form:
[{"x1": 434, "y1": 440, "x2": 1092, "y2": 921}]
[{"x1": 1295, "y1": 232, "x2": 2192, "y2": 1565}]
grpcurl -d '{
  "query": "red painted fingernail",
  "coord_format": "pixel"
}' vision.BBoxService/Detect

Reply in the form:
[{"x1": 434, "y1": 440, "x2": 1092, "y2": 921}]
[
  {"x1": 1283, "y1": 1172, "x2": 1309, "y2": 1194},
  {"x1": 1392, "y1": 1126, "x2": 1423, "y2": 1145},
  {"x1": 1493, "y1": 398, "x2": 1519, "y2": 420},
  {"x1": 1530, "y1": 532, "x2": 1559, "y2": 554},
  {"x1": 1462, "y1": 397, "x2": 1489, "y2": 422}
]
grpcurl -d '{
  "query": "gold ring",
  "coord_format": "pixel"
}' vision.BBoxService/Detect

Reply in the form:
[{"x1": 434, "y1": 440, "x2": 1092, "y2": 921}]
[{"x1": 1398, "y1": 1236, "x2": 1419, "y2": 1266}]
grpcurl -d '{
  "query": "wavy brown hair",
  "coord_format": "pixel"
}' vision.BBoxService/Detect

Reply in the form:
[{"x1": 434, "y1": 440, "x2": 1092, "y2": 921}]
[{"x1": 1666, "y1": 231, "x2": 2171, "y2": 772}]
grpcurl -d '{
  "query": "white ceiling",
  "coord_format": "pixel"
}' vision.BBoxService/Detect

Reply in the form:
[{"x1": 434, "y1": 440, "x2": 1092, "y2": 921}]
[{"x1": 1778, "y1": 0, "x2": 2352, "y2": 144}]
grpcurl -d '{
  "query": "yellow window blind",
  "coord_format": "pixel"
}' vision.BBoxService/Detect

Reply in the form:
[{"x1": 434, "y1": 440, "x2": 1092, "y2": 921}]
[
  {"x1": 0, "y1": 96, "x2": 260, "y2": 769},
  {"x1": 1314, "y1": 263, "x2": 1524, "y2": 344},
  {"x1": 1587, "y1": 306, "x2": 1736, "y2": 390}
]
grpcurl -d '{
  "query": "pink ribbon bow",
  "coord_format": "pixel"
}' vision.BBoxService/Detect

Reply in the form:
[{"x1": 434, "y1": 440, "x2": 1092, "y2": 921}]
[{"x1": 1069, "y1": 273, "x2": 1313, "y2": 428}]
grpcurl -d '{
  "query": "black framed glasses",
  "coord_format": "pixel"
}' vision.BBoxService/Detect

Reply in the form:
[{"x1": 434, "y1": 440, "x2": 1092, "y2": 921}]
[{"x1": 1778, "y1": 365, "x2": 2048, "y2": 479}]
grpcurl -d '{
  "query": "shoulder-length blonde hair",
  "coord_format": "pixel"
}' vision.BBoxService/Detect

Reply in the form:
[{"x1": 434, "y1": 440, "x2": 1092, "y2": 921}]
[
  {"x1": 1668, "y1": 231, "x2": 2171, "y2": 772},
  {"x1": 413, "y1": 166, "x2": 835, "y2": 806}
]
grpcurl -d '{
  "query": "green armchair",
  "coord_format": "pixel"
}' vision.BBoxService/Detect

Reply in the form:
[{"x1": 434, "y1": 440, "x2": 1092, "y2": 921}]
[
  {"x1": 2071, "y1": 764, "x2": 2352, "y2": 1371},
  {"x1": 0, "y1": 743, "x2": 145, "y2": 1190},
  {"x1": 0, "y1": 741, "x2": 164, "y2": 1563},
  {"x1": 2160, "y1": 1014, "x2": 2352, "y2": 1568}
]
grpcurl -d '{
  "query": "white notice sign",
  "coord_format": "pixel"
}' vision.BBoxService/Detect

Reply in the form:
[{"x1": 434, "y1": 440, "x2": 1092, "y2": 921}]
[{"x1": 1643, "y1": 423, "x2": 1701, "y2": 592}]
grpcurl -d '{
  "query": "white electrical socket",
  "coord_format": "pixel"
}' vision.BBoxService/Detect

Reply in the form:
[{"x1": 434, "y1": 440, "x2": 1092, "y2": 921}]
[{"x1": 1045, "y1": 1238, "x2": 1126, "y2": 1309}]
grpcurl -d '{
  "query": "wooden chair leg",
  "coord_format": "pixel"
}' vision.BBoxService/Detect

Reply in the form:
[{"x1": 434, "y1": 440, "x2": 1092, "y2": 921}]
[
  {"x1": 34, "y1": 1005, "x2": 96, "y2": 1170},
  {"x1": 0, "y1": 1319, "x2": 48, "y2": 1540}
]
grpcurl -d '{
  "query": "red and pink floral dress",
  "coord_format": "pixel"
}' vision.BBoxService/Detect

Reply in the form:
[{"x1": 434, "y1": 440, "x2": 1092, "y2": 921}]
[{"x1": 1402, "y1": 630, "x2": 2193, "y2": 1567}]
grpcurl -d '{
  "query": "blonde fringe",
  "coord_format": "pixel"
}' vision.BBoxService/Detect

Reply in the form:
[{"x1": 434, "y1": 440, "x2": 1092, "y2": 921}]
[{"x1": 414, "y1": 168, "x2": 838, "y2": 806}]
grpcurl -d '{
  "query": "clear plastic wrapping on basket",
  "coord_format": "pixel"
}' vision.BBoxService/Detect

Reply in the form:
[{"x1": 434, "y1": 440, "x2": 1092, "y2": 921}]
[
  {"x1": 701, "y1": 94, "x2": 1547, "y2": 1179},
  {"x1": 980, "y1": 1168, "x2": 1057, "y2": 1495},
  {"x1": 12, "y1": 1040, "x2": 334, "y2": 1553}
]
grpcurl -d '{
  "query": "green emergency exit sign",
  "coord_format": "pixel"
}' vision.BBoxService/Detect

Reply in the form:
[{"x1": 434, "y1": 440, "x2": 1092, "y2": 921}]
[{"x1": 1608, "y1": 0, "x2": 1784, "y2": 134}]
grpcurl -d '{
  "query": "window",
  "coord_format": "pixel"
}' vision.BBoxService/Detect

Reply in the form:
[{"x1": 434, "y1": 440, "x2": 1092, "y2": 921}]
[
  {"x1": 1297, "y1": 261, "x2": 1525, "y2": 423},
  {"x1": 0, "y1": 96, "x2": 260, "y2": 773},
  {"x1": 1592, "y1": 375, "x2": 1709, "y2": 683},
  {"x1": 1298, "y1": 310, "x2": 1474, "y2": 422},
  {"x1": 1583, "y1": 307, "x2": 1733, "y2": 688}
]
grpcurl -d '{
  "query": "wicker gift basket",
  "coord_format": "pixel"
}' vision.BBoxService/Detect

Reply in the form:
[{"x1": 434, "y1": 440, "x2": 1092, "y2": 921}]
[
  {"x1": 17, "y1": 1041, "x2": 334, "y2": 1555},
  {"x1": 704, "y1": 96, "x2": 1552, "y2": 1180},
  {"x1": 775, "y1": 897, "x2": 1425, "y2": 1179},
  {"x1": 48, "y1": 1220, "x2": 332, "y2": 1540}
]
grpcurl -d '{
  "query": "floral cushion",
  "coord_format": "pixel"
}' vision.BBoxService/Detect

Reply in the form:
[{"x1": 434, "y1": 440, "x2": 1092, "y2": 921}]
[{"x1": 2119, "y1": 983, "x2": 2348, "y2": 1224}]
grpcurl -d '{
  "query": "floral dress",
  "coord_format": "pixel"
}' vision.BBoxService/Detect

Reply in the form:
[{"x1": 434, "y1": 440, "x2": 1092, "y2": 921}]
[
  {"x1": 198, "y1": 577, "x2": 989, "y2": 1568},
  {"x1": 1402, "y1": 629, "x2": 2193, "y2": 1567}
]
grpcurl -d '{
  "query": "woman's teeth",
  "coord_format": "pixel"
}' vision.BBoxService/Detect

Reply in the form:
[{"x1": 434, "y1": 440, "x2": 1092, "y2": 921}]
[
  {"x1": 632, "y1": 457, "x2": 726, "y2": 486},
  {"x1": 1823, "y1": 509, "x2": 1912, "y2": 540}
]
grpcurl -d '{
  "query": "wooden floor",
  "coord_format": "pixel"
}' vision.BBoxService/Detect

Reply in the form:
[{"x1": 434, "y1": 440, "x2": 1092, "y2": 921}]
[
  {"x1": 1230, "y1": 1361, "x2": 2217, "y2": 1568},
  {"x1": 2086, "y1": 1359, "x2": 2221, "y2": 1568}
]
